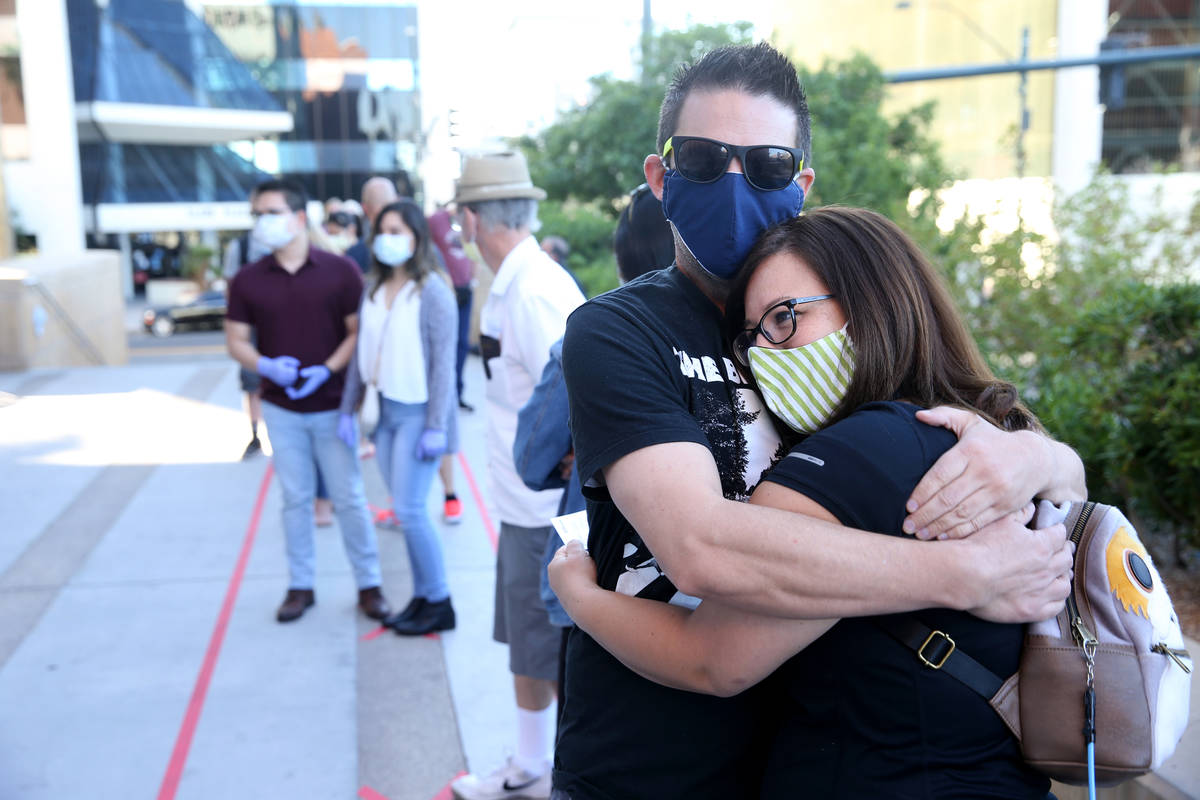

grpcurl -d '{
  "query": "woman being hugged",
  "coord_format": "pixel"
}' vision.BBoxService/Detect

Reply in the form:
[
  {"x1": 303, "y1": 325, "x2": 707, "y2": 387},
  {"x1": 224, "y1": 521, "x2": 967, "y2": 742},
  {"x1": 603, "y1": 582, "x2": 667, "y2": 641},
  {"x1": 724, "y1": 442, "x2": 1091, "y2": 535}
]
[
  {"x1": 551, "y1": 206, "x2": 1076, "y2": 799},
  {"x1": 340, "y1": 199, "x2": 459, "y2": 636}
]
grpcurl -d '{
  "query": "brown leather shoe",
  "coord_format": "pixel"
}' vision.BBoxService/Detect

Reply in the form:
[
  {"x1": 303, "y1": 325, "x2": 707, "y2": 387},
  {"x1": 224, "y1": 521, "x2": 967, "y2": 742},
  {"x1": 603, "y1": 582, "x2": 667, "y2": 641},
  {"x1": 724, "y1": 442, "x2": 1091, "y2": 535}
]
[
  {"x1": 358, "y1": 586, "x2": 391, "y2": 621},
  {"x1": 276, "y1": 589, "x2": 315, "y2": 623}
]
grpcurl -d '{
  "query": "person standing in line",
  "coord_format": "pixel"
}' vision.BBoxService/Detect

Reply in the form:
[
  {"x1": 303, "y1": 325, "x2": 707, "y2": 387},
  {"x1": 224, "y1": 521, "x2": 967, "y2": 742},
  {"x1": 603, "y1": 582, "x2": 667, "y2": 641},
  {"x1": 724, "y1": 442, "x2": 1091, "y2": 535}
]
[
  {"x1": 539, "y1": 235, "x2": 585, "y2": 295},
  {"x1": 513, "y1": 180, "x2": 677, "y2": 723},
  {"x1": 346, "y1": 177, "x2": 401, "y2": 272},
  {"x1": 322, "y1": 210, "x2": 359, "y2": 255},
  {"x1": 553, "y1": 43, "x2": 1082, "y2": 800},
  {"x1": 448, "y1": 152, "x2": 585, "y2": 800},
  {"x1": 539, "y1": 235, "x2": 569, "y2": 267},
  {"x1": 428, "y1": 206, "x2": 477, "y2": 526},
  {"x1": 225, "y1": 178, "x2": 392, "y2": 624},
  {"x1": 338, "y1": 198, "x2": 460, "y2": 636},
  {"x1": 225, "y1": 208, "x2": 332, "y2": 526},
  {"x1": 223, "y1": 222, "x2": 272, "y2": 461}
]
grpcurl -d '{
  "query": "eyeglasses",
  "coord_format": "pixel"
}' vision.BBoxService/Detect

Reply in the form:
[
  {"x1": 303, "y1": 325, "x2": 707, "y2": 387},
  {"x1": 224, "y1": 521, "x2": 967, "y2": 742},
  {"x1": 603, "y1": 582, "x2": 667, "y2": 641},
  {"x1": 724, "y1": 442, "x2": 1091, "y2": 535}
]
[
  {"x1": 733, "y1": 294, "x2": 834, "y2": 366},
  {"x1": 663, "y1": 136, "x2": 805, "y2": 192}
]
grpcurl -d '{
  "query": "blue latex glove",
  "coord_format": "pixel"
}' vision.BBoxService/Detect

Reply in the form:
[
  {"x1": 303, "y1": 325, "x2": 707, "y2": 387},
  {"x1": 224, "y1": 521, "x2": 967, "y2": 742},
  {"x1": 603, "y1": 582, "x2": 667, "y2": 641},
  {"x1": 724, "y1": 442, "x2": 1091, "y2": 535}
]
[
  {"x1": 285, "y1": 365, "x2": 331, "y2": 400},
  {"x1": 415, "y1": 428, "x2": 447, "y2": 461},
  {"x1": 257, "y1": 354, "x2": 300, "y2": 386},
  {"x1": 336, "y1": 413, "x2": 357, "y2": 450}
]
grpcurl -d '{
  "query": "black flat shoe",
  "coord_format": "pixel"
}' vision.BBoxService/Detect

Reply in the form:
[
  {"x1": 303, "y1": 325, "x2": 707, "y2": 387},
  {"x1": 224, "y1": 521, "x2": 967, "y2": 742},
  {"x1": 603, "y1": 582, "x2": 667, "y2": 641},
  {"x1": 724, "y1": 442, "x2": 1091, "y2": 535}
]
[
  {"x1": 242, "y1": 437, "x2": 262, "y2": 460},
  {"x1": 384, "y1": 597, "x2": 426, "y2": 628},
  {"x1": 390, "y1": 598, "x2": 455, "y2": 636}
]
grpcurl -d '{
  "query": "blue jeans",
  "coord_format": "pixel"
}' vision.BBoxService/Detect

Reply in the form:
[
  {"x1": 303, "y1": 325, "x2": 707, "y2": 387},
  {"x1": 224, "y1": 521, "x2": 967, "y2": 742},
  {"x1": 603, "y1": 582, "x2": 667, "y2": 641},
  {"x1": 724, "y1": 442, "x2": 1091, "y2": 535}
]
[
  {"x1": 261, "y1": 402, "x2": 382, "y2": 590},
  {"x1": 373, "y1": 398, "x2": 450, "y2": 602}
]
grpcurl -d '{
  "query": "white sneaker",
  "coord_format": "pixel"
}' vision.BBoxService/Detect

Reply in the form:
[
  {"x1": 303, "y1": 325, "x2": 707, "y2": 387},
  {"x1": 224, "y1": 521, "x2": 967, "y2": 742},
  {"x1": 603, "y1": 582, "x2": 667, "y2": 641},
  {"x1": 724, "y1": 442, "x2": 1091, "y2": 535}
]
[{"x1": 451, "y1": 758, "x2": 551, "y2": 800}]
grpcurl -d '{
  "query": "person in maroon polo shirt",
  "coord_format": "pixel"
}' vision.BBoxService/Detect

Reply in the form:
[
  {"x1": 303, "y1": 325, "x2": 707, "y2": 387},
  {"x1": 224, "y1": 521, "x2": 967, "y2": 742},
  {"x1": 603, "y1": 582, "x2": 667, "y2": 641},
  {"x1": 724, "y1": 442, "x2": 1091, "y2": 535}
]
[{"x1": 225, "y1": 179, "x2": 392, "y2": 624}]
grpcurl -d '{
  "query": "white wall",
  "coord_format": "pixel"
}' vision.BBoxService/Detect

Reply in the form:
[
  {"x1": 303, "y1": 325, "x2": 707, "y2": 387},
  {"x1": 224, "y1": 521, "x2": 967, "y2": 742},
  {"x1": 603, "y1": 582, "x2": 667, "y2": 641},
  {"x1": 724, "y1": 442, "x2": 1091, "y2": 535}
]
[
  {"x1": 14, "y1": 0, "x2": 85, "y2": 256},
  {"x1": 1052, "y1": 0, "x2": 1108, "y2": 196}
]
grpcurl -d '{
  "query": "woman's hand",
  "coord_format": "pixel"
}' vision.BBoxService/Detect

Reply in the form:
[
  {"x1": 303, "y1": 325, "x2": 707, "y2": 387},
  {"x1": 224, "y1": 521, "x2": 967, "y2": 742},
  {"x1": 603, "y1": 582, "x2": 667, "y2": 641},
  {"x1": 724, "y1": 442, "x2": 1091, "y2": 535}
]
[
  {"x1": 547, "y1": 540, "x2": 598, "y2": 615},
  {"x1": 415, "y1": 428, "x2": 447, "y2": 461},
  {"x1": 336, "y1": 413, "x2": 357, "y2": 450},
  {"x1": 904, "y1": 406, "x2": 1069, "y2": 540}
]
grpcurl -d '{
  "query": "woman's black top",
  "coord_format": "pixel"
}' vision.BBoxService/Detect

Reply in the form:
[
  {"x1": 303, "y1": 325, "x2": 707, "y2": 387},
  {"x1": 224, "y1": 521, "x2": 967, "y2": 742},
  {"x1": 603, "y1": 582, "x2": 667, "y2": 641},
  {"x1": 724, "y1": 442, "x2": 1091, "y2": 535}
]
[{"x1": 758, "y1": 401, "x2": 1050, "y2": 799}]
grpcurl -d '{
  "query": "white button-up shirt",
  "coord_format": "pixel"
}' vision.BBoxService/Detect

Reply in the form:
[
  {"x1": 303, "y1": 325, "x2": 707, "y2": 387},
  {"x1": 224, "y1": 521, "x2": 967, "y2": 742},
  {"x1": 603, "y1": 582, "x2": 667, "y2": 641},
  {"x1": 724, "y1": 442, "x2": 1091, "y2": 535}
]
[{"x1": 480, "y1": 236, "x2": 586, "y2": 527}]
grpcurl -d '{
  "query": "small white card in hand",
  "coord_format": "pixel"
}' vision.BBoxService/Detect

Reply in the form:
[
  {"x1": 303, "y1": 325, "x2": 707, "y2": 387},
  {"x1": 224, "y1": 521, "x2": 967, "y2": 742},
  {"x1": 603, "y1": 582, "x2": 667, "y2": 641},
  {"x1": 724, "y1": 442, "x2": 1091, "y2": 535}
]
[{"x1": 551, "y1": 510, "x2": 590, "y2": 549}]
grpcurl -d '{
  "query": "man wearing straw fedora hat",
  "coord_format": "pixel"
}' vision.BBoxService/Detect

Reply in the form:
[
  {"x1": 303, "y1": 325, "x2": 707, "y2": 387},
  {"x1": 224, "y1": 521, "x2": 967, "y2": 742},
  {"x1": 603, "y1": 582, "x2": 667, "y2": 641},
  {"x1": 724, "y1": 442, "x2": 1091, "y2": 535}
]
[{"x1": 450, "y1": 151, "x2": 585, "y2": 800}]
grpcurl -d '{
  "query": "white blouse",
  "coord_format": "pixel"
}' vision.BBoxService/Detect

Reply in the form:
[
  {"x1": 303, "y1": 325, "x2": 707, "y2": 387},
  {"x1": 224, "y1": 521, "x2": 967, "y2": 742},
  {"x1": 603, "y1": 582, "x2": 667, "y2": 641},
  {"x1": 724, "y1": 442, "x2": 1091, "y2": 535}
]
[{"x1": 357, "y1": 282, "x2": 427, "y2": 404}]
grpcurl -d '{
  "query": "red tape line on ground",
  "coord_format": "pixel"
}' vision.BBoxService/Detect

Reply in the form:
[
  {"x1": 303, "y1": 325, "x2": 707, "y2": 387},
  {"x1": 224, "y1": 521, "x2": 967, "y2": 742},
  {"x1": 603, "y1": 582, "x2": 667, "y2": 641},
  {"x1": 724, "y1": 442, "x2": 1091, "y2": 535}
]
[
  {"x1": 457, "y1": 451, "x2": 498, "y2": 552},
  {"x1": 358, "y1": 786, "x2": 391, "y2": 800},
  {"x1": 156, "y1": 462, "x2": 274, "y2": 800},
  {"x1": 361, "y1": 625, "x2": 388, "y2": 641}
]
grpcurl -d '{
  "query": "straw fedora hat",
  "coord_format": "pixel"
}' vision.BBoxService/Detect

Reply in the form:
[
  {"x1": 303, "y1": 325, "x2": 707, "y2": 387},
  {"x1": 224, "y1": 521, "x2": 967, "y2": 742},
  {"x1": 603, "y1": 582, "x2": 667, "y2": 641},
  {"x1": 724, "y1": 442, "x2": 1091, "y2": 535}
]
[{"x1": 454, "y1": 151, "x2": 547, "y2": 205}]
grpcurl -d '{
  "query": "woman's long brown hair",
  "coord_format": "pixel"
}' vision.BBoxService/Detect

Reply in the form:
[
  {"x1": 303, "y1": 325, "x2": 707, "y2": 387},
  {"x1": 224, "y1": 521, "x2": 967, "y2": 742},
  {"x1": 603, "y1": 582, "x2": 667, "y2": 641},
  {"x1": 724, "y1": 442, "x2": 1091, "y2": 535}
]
[{"x1": 726, "y1": 206, "x2": 1041, "y2": 433}]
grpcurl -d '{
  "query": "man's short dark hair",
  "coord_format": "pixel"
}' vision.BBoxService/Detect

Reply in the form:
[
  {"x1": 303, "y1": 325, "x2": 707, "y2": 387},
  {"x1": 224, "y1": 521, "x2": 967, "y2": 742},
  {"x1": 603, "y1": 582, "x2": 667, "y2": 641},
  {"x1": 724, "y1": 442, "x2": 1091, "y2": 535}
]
[
  {"x1": 656, "y1": 42, "x2": 811, "y2": 165},
  {"x1": 253, "y1": 179, "x2": 307, "y2": 213}
]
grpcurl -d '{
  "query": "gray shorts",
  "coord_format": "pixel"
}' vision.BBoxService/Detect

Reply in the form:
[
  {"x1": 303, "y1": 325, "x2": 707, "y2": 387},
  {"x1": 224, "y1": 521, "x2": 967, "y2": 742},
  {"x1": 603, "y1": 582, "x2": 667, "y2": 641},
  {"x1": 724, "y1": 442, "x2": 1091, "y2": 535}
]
[{"x1": 493, "y1": 522, "x2": 560, "y2": 681}]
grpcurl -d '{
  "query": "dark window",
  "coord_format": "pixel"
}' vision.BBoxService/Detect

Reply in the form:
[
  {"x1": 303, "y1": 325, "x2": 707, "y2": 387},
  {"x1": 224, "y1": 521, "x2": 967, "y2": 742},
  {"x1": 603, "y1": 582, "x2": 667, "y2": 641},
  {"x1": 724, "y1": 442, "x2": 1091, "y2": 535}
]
[
  {"x1": 1102, "y1": 0, "x2": 1200, "y2": 173},
  {"x1": 80, "y1": 143, "x2": 272, "y2": 204}
]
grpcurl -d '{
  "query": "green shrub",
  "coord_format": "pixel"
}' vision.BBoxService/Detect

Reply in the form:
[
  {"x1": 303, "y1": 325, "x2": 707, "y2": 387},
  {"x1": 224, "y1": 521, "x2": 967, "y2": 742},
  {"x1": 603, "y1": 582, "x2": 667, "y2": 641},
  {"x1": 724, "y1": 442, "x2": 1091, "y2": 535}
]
[
  {"x1": 1032, "y1": 282, "x2": 1200, "y2": 557},
  {"x1": 537, "y1": 199, "x2": 620, "y2": 297}
]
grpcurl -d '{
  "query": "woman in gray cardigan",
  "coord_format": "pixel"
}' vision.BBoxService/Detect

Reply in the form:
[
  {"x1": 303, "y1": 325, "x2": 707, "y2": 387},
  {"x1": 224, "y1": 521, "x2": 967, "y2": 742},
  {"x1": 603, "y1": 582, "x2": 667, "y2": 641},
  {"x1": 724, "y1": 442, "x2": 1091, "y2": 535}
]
[{"x1": 338, "y1": 199, "x2": 460, "y2": 635}]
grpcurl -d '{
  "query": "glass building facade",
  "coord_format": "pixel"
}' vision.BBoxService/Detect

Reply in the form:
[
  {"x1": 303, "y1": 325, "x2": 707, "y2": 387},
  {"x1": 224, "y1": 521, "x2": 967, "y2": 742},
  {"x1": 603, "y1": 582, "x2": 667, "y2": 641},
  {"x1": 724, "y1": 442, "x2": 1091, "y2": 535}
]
[
  {"x1": 204, "y1": 3, "x2": 421, "y2": 203},
  {"x1": 67, "y1": 0, "x2": 280, "y2": 205}
]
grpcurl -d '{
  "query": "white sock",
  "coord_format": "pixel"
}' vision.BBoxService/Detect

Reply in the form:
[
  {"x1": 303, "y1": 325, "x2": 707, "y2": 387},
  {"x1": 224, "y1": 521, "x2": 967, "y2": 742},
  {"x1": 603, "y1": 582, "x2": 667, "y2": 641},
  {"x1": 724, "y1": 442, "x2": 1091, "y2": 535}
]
[{"x1": 513, "y1": 703, "x2": 556, "y2": 775}]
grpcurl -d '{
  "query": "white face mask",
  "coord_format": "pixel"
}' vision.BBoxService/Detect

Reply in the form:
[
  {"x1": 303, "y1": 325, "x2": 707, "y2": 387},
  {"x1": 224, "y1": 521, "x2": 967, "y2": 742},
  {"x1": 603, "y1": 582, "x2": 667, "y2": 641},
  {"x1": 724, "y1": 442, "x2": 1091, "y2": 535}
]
[
  {"x1": 372, "y1": 233, "x2": 414, "y2": 267},
  {"x1": 748, "y1": 325, "x2": 855, "y2": 434},
  {"x1": 253, "y1": 213, "x2": 297, "y2": 252}
]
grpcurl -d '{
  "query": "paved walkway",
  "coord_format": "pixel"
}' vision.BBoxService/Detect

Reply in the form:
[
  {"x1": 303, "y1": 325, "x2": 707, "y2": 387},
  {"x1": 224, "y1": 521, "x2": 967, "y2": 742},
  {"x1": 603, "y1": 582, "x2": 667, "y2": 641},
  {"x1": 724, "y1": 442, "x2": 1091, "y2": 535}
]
[
  {"x1": 0, "y1": 355, "x2": 511, "y2": 800},
  {"x1": 1, "y1": 355, "x2": 1196, "y2": 799}
]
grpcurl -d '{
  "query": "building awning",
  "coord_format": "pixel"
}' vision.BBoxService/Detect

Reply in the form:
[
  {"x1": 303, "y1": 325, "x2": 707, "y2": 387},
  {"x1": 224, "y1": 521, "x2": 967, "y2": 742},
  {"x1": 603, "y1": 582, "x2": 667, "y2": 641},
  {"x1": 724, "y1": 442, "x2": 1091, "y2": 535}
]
[
  {"x1": 67, "y1": 0, "x2": 293, "y2": 143},
  {"x1": 86, "y1": 201, "x2": 253, "y2": 234},
  {"x1": 76, "y1": 102, "x2": 293, "y2": 144}
]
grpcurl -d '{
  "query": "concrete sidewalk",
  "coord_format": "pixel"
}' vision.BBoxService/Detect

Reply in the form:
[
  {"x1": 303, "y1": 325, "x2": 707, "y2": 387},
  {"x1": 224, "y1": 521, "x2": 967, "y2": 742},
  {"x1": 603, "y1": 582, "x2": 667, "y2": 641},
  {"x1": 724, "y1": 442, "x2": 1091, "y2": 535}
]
[
  {"x1": 0, "y1": 358, "x2": 1196, "y2": 799},
  {"x1": 0, "y1": 357, "x2": 511, "y2": 800}
]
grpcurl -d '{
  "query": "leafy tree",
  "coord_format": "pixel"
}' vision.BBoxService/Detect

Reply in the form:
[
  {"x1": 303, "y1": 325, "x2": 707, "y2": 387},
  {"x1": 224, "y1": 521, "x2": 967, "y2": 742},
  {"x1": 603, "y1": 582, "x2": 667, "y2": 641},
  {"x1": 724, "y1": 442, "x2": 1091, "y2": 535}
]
[
  {"x1": 799, "y1": 54, "x2": 953, "y2": 224},
  {"x1": 517, "y1": 23, "x2": 754, "y2": 216},
  {"x1": 521, "y1": 27, "x2": 958, "y2": 296}
]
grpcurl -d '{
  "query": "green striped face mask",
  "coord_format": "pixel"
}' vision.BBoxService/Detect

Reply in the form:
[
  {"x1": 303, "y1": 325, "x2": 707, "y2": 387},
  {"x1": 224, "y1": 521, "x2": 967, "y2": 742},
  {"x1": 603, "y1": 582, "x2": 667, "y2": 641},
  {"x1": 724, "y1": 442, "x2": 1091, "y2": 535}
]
[{"x1": 747, "y1": 325, "x2": 854, "y2": 434}]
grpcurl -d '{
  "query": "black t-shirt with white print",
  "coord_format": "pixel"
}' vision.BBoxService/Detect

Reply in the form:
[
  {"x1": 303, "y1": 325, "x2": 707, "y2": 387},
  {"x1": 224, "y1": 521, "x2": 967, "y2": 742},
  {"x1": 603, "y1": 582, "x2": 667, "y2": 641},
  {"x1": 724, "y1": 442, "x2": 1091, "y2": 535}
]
[{"x1": 555, "y1": 267, "x2": 786, "y2": 800}]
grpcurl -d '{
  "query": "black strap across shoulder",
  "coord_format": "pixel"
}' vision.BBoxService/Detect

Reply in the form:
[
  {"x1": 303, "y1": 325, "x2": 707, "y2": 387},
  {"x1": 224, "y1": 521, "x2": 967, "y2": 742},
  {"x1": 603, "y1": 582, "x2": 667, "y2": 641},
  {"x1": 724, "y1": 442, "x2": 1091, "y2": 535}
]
[{"x1": 877, "y1": 616, "x2": 1005, "y2": 700}]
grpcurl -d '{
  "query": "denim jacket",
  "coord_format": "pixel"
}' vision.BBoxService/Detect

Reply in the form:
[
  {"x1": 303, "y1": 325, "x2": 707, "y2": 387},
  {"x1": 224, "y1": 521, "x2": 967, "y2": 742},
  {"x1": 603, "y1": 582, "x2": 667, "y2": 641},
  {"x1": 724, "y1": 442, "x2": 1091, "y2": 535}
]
[{"x1": 513, "y1": 337, "x2": 585, "y2": 626}]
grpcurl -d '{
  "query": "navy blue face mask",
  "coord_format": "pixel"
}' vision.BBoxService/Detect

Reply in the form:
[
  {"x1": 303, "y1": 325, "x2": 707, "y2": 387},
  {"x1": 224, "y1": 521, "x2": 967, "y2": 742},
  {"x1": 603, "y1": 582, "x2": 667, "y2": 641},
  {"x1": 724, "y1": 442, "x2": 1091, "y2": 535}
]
[{"x1": 661, "y1": 170, "x2": 805, "y2": 280}]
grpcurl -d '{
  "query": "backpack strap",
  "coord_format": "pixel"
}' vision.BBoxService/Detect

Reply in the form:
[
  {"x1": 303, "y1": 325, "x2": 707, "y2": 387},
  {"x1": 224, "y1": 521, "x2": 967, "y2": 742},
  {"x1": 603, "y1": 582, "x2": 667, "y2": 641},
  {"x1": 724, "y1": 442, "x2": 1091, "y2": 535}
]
[{"x1": 877, "y1": 616, "x2": 1005, "y2": 700}]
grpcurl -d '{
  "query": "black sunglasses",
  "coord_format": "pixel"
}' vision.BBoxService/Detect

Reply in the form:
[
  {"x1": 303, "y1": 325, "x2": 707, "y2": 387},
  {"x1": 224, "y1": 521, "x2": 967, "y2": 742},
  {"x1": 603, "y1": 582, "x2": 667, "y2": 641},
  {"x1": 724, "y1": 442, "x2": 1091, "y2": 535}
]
[
  {"x1": 733, "y1": 294, "x2": 834, "y2": 366},
  {"x1": 663, "y1": 135, "x2": 805, "y2": 192}
]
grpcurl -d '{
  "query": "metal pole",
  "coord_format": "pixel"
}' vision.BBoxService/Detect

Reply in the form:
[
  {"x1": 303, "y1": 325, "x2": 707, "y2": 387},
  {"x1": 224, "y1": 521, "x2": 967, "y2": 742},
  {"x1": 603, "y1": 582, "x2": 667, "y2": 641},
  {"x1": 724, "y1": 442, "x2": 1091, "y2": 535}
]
[
  {"x1": 885, "y1": 43, "x2": 1200, "y2": 82},
  {"x1": 1017, "y1": 26, "x2": 1029, "y2": 179}
]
